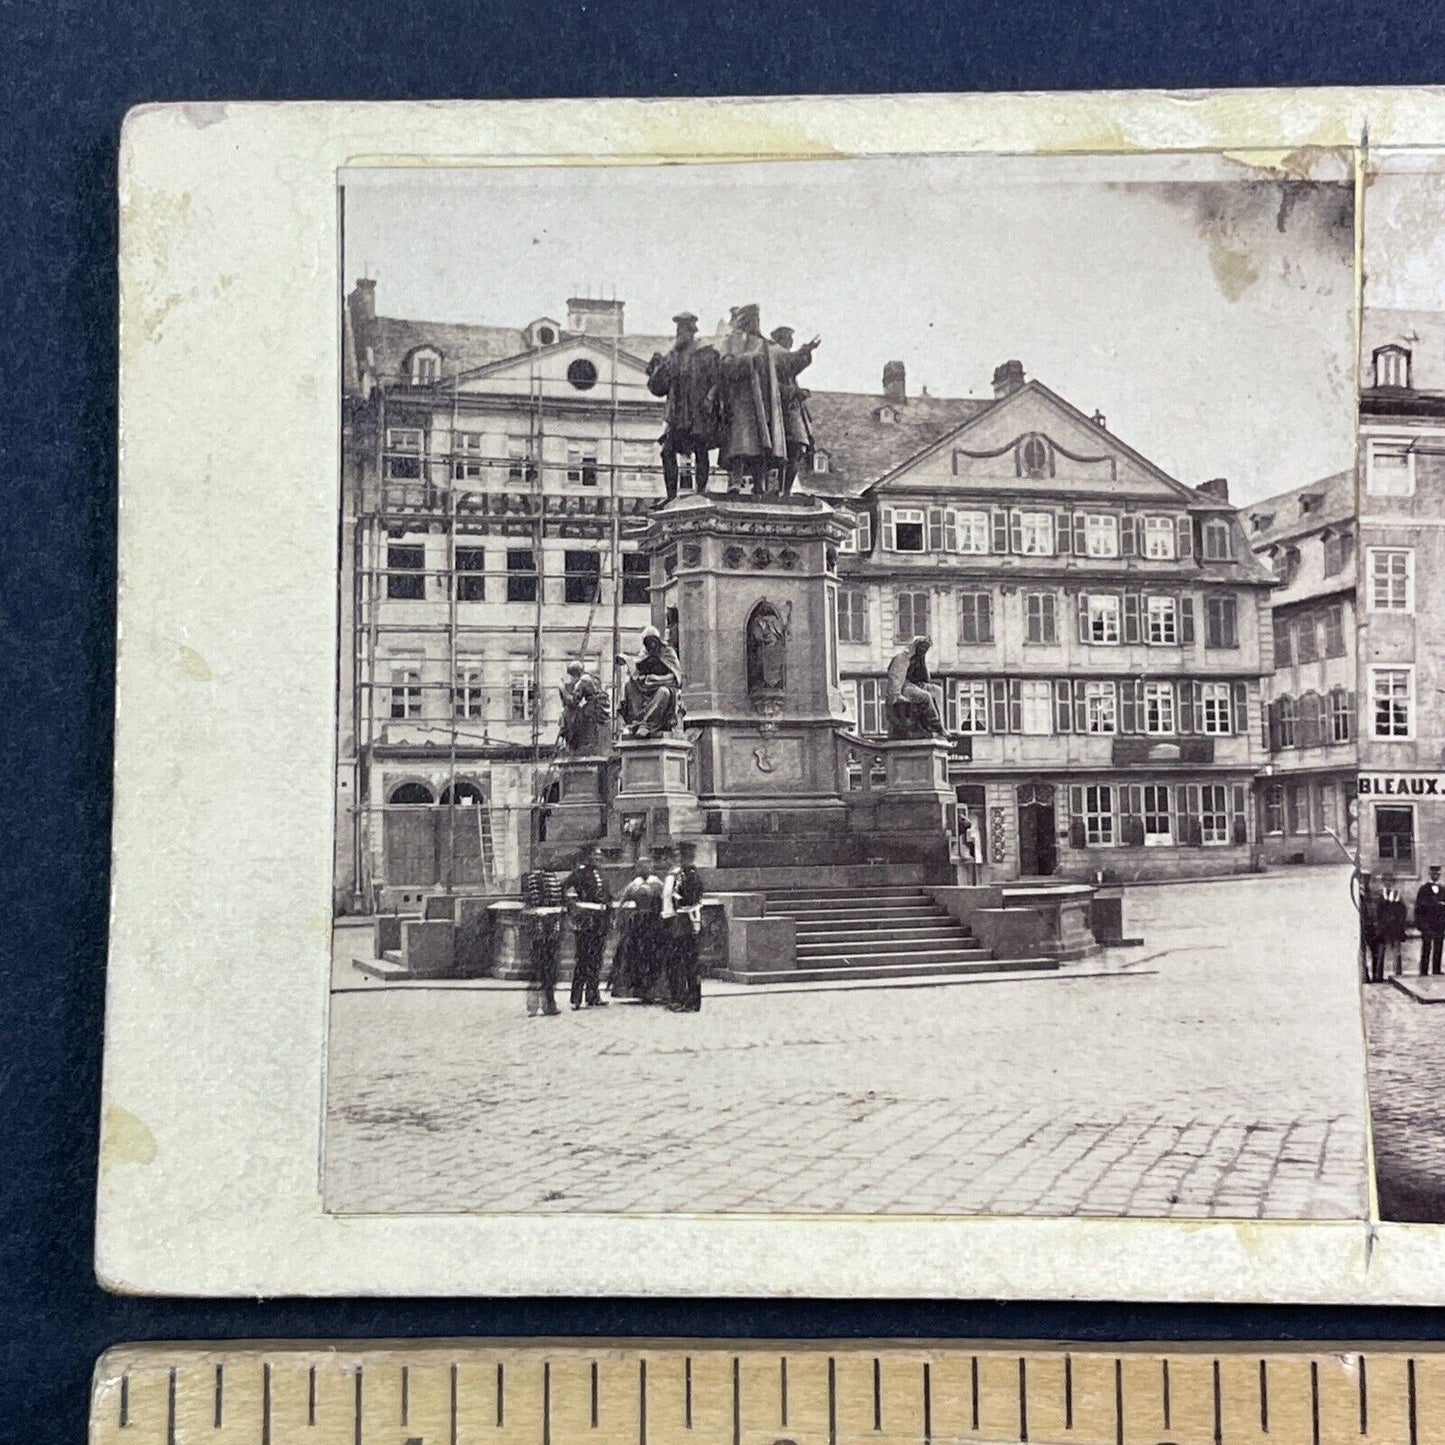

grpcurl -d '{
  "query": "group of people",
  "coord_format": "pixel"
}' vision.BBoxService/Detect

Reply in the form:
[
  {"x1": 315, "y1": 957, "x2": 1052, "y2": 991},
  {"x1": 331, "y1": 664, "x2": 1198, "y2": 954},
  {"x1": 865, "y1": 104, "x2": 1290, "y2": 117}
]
[
  {"x1": 520, "y1": 843, "x2": 706, "y2": 1015},
  {"x1": 1360, "y1": 863, "x2": 1445, "y2": 982},
  {"x1": 646, "y1": 304, "x2": 819, "y2": 499}
]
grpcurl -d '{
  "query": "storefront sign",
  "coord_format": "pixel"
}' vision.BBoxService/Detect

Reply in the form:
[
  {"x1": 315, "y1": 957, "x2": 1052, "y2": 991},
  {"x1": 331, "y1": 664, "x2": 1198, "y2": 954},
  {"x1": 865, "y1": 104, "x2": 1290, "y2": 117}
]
[{"x1": 1359, "y1": 772, "x2": 1445, "y2": 798}]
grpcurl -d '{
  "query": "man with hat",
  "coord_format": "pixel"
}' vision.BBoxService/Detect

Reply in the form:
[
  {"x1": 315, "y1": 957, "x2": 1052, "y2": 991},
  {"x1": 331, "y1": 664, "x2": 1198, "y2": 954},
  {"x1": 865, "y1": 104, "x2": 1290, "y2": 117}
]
[
  {"x1": 646, "y1": 312, "x2": 721, "y2": 502},
  {"x1": 717, "y1": 303, "x2": 789, "y2": 495},
  {"x1": 1414, "y1": 864, "x2": 1445, "y2": 976},
  {"x1": 768, "y1": 326, "x2": 820, "y2": 495}
]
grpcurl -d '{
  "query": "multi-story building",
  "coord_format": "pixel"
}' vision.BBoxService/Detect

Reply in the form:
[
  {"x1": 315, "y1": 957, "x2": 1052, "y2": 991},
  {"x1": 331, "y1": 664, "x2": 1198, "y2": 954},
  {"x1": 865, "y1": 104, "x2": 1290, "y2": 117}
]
[
  {"x1": 337, "y1": 288, "x2": 1277, "y2": 906},
  {"x1": 1245, "y1": 470, "x2": 1357, "y2": 865},
  {"x1": 823, "y1": 360, "x2": 1275, "y2": 882},
  {"x1": 1357, "y1": 309, "x2": 1445, "y2": 882}
]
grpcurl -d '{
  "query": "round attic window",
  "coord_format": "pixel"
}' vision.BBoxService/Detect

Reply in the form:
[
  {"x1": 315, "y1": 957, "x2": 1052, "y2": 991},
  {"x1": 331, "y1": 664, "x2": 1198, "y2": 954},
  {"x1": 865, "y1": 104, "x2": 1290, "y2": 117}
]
[
  {"x1": 567, "y1": 358, "x2": 599, "y2": 391},
  {"x1": 537, "y1": 326, "x2": 557, "y2": 346},
  {"x1": 1020, "y1": 433, "x2": 1050, "y2": 477}
]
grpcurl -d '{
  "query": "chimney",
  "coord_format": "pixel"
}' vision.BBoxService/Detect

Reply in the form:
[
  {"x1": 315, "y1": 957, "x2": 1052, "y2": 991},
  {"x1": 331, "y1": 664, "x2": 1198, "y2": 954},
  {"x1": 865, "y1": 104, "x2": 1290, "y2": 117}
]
[
  {"x1": 882, "y1": 360, "x2": 907, "y2": 404},
  {"x1": 351, "y1": 278, "x2": 377, "y2": 324},
  {"x1": 1197, "y1": 477, "x2": 1230, "y2": 502},
  {"x1": 566, "y1": 296, "x2": 625, "y2": 338},
  {"x1": 992, "y1": 359, "x2": 1026, "y2": 398}
]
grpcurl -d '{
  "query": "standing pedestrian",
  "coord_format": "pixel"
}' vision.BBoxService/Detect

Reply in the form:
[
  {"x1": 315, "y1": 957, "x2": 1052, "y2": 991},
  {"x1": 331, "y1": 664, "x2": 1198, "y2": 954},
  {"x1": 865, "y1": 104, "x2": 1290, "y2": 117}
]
[
  {"x1": 1378, "y1": 877, "x2": 1409, "y2": 977},
  {"x1": 564, "y1": 845, "x2": 613, "y2": 1009},
  {"x1": 1359, "y1": 872, "x2": 1384, "y2": 984},
  {"x1": 959, "y1": 812, "x2": 982, "y2": 887},
  {"x1": 1414, "y1": 864, "x2": 1445, "y2": 977},
  {"x1": 520, "y1": 865, "x2": 564, "y2": 1017},
  {"x1": 612, "y1": 856, "x2": 663, "y2": 1001},
  {"x1": 662, "y1": 841, "x2": 706, "y2": 1012}
]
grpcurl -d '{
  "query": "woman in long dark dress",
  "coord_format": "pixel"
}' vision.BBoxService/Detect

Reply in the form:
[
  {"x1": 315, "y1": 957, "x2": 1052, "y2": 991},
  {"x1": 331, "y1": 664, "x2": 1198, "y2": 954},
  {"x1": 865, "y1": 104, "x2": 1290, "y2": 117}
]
[{"x1": 611, "y1": 858, "x2": 663, "y2": 1001}]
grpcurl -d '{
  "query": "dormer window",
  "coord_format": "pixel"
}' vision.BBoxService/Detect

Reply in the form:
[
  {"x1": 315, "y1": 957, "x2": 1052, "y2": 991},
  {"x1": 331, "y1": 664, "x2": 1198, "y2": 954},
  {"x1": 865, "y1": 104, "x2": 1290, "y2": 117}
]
[
  {"x1": 1017, "y1": 433, "x2": 1051, "y2": 478},
  {"x1": 1201, "y1": 518, "x2": 1234, "y2": 562},
  {"x1": 1248, "y1": 511, "x2": 1274, "y2": 534},
  {"x1": 1298, "y1": 492, "x2": 1322, "y2": 516},
  {"x1": 1374, "y1": 344, "x2": 1412, "y2": 390},
  {"x1": 877, "y1": 405, "x2": 897, "y2": 425},
  {"x1": 406, "y1": 346, "x2": 442, "y2": 385},
  {"x1": 812, "y1": 449, "x2": 830, "y2": 474},
  {"x1": 537, "y1": 326, "x2": 557, "y2": 346}
]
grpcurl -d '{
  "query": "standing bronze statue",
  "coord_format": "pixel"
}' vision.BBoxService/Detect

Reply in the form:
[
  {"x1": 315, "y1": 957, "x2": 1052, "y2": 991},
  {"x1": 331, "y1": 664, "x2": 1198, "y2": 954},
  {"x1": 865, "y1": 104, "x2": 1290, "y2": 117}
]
[
  {"x1": 717, "y1": 303, "x2": 791, "y2": 495},
  {"x1": 768, "y1": 326, "x2": 819, "y2": 495},
  {"x1": 646, "y1": 312, "x2": 721, "y2": 502}
]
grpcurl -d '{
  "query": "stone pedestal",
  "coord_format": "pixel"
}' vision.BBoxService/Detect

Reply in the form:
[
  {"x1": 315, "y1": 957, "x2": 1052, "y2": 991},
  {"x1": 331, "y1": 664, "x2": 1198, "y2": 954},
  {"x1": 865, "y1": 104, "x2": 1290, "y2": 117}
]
[
  {"x1": 610, "y1": 736, "x2": 713, "y2": 863},
  {"x1": 843, "y1": 739, "x2": 958, "y2": 876},
  {"x1": 535, "y1": 756, "x2": 612, "y2": 869}
]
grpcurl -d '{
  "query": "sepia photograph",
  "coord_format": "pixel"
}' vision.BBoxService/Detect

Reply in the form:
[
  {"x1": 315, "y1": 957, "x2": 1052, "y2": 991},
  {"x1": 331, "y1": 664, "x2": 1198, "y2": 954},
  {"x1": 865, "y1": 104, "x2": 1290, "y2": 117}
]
[{"x1": 322, "y1": 151, "x2": 1373, "y2": 1221}]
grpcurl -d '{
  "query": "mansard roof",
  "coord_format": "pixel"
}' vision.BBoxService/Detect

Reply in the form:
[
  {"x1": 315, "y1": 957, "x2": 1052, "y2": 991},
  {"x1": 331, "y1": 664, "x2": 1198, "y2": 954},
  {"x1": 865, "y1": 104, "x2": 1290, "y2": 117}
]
[{"x1": 1245, "y1": 470, "x2": 1354, "y2": 550}]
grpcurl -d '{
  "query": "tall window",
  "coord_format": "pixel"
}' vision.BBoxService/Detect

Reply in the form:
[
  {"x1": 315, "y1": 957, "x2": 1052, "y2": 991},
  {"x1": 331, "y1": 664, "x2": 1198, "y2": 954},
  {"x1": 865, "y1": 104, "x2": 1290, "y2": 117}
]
[
  {"x1": 1322, "y1": 531, "x2": 1351, "y2": 577},
  {"x1": 856, "y1": 678, "x2": 885, "y2": 736},
  {"x1": 896, "y1": 590, "x2": 930, "y2": 642},
  {"x1": 1199, "y1": 681, "x2": 1233, "y2": 735},
  {"x1": 1330, "y1": 687, "x2": 1353, "y2": 744},
  {"x1": 1142, "y1": 515, "x2": 1176, "y2": 559},
  {"x1": 1085, "y1": 594, "x2": 1120, "y2": 644},
  {"x1": 1264, "y1": 783, "x2": 1285, "y2": 835},
  {"x1": 1204, "y1": 595, "x2": 1238, "y2": 648},
  {"x1": 837, "y1": 588, "x2": 869, "y2": 643},
  {"x1": 1374, "y1": 346, "x2": 1412, "y2": 389},
  {"x1": 1024, "y1": 591, "x2": 1057, "y2": 644},
  {"x1": 621, "y1": 553, "x2": 650, "y2": 606},
  {"x1": 1322, "y1": 604, "x2": 1346, "y2": 659},
  {"x1": 388, "y1": 665, "x2": 423, "y2": 719},
  {"x1": 1014, "y1": 511, "x2": 1055, "y2": 556},
  {"x1": 1273, "y1": 613, "x2": 1293, "y2": 666},
  {"x1": 1372, "y1": 666, "x2": 1414, "y2": 739},
  {"x1": 1020, "y1": 680, "x2": 1052, "y2": 736},
  {"x1": 1082, "y1": 785, "x2": 1115, "y2": 845},
  {"x1": 454, "y1": 546, "x2": 485, "y2": 602},
  {"x1": 950, "y1": 680, "x2": 989, "y2": 734},
  {"x1": 1146, "y1": 595, "x2": 1178, "y2": 645},
  {"x1": 1201, "y1": 519, "x2": 1233, "y2": 560},
  {"x1": 955, "y1": 510, "x2": 990, "y2": 554},
  {"x1": 509, "y1": 669, "x2": 536, "y2": 723},
  {"x1": 506, "y1": 548, "x2": 538, "y2": 604},
  {"x1": 957, "y1": 591, "x2": 994, "y2": 645},
  {"x1": 452, "y1": 665, "x2": 485, "y2": 719},
  {"x1": 1144, "y1": 682, "x2": 1175, "y2": 734},
  {"x1": 1084, "y1": 680, "x2": 1117, "y2": 734},
  {"x1": 385, "y1": 427, "x2": 423, "y2": 480},
  {"x1": 386, "y1": 543, "x2": 426, "y2": 600},
  {"x1": 1200, "y1": 784, "x2": 1230, "y2": 845},
  {"x1": 1367, "y1": 439, "x2": 1414, "y2": 497},
  {"x1": 1083, "y1": 513, "x2": 1120, "y2": 557},
  {"x1": 1377, "y1": 805, "x2": 1415, "y2": 865},
  {"x1": 888, "y1": 508, "x2": 926, "y2": 552},
  {"x1": 566, "y1": 443, "x2": 600, "y2": 487},
  {"x1": 1143, "y1": 784, "x2": 1173, "y2": 845},
  {"x1": 1278, "y1": 695, "x2": 1298, "y2": 748},
  {"x1": 563, "y1": 550, "x2": 601, "y2": 604},
  {"x1": 1369, "y1": 548, "x2": 1413, "y2": 612},
  {"x1": 452, "y1": 430, "x2": 488, "y2": 481}
]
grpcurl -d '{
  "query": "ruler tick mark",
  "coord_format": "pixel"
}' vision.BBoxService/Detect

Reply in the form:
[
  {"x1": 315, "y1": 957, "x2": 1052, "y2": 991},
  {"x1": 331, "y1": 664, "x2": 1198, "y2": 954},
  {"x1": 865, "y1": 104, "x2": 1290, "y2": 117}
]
[
  {"x1": 262, "y1": 1363, "x2": 271, "y2": 1445},
  {"x1": 1162, "y1": 1359, "x2": 1171, "y2": 1431},
  {"x1": 1114, "y1": 1357, "x2": 1123, "y2": 1445},
  {"x1": 734, "y1": 1357, "x2": 742, "y2": 1445},
  {"x1": 780, "y1": 1356, "x2": 788, "y2": 1428},
  {"x1": 119, "y1": 1373, "x2": 129, "y2": 1429},
  {"x1": 971, "y1": 1356, "x2": 980, "y2": 1432},
  {"x1": 214, "y1": 1363, "x2": 224, "y2": 1428},
  {"x1": 593, "y1": 1360, "x2": 601, "y2": 1429},
  {"x1": 1359, "y1": 1355, "x2": 1368, "y2": 1435},
  {"x1": 1311, "y1": 1361, "x2": 1321, "y2": 1445},
  {"x1": 1409, "y1": 1358, "x2": 1419, "y2": 1445},
  {"x1": 355, "y1": 1365, "x2": 363, "y2": 1445},
  {"x1": 1064, "y1": 1355, "x2": 1073, "y2": 1430},
  {"x1": 402, "y1": 1364, "x2": 409, "y2": 1426},
  {"x1": 1213, "y1": 1359, "x2": 1222, "y2": 1445},
  {"x1": 308, "y1": 1365, "x2": 316, "y2": 1427},
  {"x1": 640, "y1": 1357, "x2": 648, "y2": 1445},
  {"x1": 544, "y1": 1361, "x2": 552, "y2": 1445},
  {"x1": 874, "y1": 1356, "x2": 883, "y2": 1432},
  {"x1": 828, "y1": 1356, "x2": 837, "y2": 1445},
  {"x1": 167, "y1": 1366, "x2": 176, "y2": 1445},
  {"x1": 922, "y1": 1360, "x2": 932, "y2": 1445},
  {"x1": 451, "y1": 1363, "x2": 459, "y2": 1445},
  {"x1": 1018, "y1": 1357, "x2": 1029, "y2": 1443},
  {"x1": 685, "y1": 1355, "x2": 692, "y2": 1430},
  {"x1": 1260, "y1": 1359, "x2": 1269, "y2": 1433},
  {"x1": 498, "y1": 1361, "x2": 506, "y2": 1427}
]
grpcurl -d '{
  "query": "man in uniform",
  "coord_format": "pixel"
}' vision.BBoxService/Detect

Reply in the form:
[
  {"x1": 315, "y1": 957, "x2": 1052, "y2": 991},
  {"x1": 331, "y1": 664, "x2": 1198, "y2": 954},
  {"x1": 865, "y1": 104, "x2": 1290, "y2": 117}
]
[
  {"x1": 1415, "y1": 863, "x2": 1445, "y2": 976},
  {"x1": 646, "y1": 312, "x2": 720, "y2": 501},
  {"x1": 661, "y1": 841, "x2": 706, "y2": 1012},
  {"x1": 768, "y1": 326, "x2": 820, "y2": 495},
  {"x1": 564, "y1": 844, "x2": 613, "y2": 1009},
  {"x1": 885, "y1": 635, "x2": 947, "y2": 738},
  {"x1": 520, "y1": 864, "x2": 564, "y2": 1016}
]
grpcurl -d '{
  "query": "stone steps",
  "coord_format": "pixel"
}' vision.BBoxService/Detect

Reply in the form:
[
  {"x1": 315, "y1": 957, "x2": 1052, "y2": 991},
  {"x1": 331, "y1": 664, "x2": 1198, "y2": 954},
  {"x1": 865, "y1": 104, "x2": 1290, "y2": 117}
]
[{"x1": 720, "y1": 957, "x2": 1060, "y2": 986}]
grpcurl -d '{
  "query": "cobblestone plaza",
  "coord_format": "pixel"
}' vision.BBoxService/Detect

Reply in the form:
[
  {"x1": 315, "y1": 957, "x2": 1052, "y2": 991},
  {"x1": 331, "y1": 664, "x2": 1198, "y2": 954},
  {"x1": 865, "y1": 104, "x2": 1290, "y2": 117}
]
[{"x1": 325, "y1": 868, "x2": 1369, "y2": 1219}]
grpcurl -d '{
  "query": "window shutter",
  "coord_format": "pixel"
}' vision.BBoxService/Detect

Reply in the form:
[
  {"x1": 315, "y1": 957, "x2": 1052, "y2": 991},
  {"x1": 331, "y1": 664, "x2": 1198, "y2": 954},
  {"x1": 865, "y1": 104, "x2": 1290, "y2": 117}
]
[
  {"x1": 1177, "y1": 680, "x2": 1195, "y2": 734},
  {"x1": 1054, "y1": 680, "x2": 1073, "y2": 733},
  {"x1": 1179, "y1": 595, "x2": 1195, "y2": 645},
  {"x1": 1055, "y1": 509, "x2": 1072, "y2": 554},
  {"x1": 980, "y1": 593, "x2": 994, "y2": 644},
  {"x1": 1077, "y1": 593, "x2": 1091, "y2": 644},
  {"x1": 1009, "y1": 510, "x2": 1024, "y2": 554},
  {"x1": 1123, "y1": 591, "x2": 1142, "y2": 644},
  {"x1": 1347, "y1": 689, "x2": 1358, "y2": 739},
  {"x1": 1177, "y1": 515, "x2": 1194, "y2": 559},
  {"x1": 1265, "y1": 699, "x2": 1279, "y2": 752},
  {"x1": 1120, "y1": 678, "x2": 1139, "y2": 734},
  {"x1": 1068, "y1": 786, "x2": 1086, "y2": 848},
  {"x1": 943, "y1": 509, "x2": 959, "y2": 553},
  {"x1": 1181, "y1": 783, "x2": 1203, "y2": 846},
  {"x1": 1073, "y1": 684, "x2": 1089, "y2": 734},
  {"x1": 1122, "y1": 784, "x2": 1144, "y2": 846},
  {"x1": 991, "y1": 507, "x2": 1010, "y2": 553},
  {"x1": 1231, "y1": 784, "x2": 1249, "y2": 844},
  {"x1": 1232, "y1": 681, "x2": 1249, "y2": 735},
  {"x1": 1120, "y1": 514, "x2": 1137, "y2": 556},
  {"x1": 1008, "y1": 679, "x2": 1024, "y2": 734},
  {"x1": 881, "y1": 507, "x2": 896, "y2": 552},
  {"x1": 858, "y1": 511, "x2": 873, "y2": 552},
  {"x1": 1072, "y1": 513, "x2": 1088, "y2": 556},
  {"x1": 989, "y1": 679, "x2": 1009, "y2": 734},
  {"x1": 927, "y1": 507, "x2": 944, "y2": 551}
]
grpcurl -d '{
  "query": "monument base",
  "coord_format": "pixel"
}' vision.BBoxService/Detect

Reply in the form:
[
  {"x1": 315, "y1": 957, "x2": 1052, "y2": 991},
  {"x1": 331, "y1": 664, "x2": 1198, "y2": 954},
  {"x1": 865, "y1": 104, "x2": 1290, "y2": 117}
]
[
  {"x1": 534, "y1": 756, "x2": 612, "y2": 869},
  {"x1": 609, "y1": 735, "x2": 716, "y2": 865}
]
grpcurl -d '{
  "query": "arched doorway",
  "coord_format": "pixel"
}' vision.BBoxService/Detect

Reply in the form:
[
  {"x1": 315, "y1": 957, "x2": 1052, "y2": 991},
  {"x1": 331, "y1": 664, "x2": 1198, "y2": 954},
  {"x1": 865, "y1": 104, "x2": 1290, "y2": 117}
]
[
  {"x1": 1016, "y1": 782, "x2": 1057, "y2": 877},
  {"x1": 384, "y1": 781, "x2": 438, "y2": 886},
  {"x1": 439, "y1": 779, "x2": 493, "y2": 884}
]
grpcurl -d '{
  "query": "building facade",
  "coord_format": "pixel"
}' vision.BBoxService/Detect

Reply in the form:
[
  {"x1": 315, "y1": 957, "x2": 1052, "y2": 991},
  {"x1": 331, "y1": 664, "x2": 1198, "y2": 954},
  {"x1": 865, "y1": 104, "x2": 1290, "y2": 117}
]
[
  {"x1": 1245, "y1": 471, "x2": 1358, "y2": 865},
  {"x1": 1357, "y1": 309, "x2": 1445, "y2": 882},
  {"x1": 828, "y1": 363, "x2": 1275, "y2": 882}
]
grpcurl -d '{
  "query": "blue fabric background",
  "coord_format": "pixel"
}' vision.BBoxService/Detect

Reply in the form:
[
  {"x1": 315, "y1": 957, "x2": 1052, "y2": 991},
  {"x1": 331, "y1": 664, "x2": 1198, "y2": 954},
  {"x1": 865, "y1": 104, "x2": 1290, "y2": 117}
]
[{"x1": 4, "y1": 3, "x2": 1445, "y2": 1439}]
